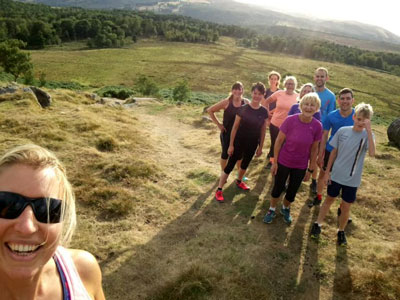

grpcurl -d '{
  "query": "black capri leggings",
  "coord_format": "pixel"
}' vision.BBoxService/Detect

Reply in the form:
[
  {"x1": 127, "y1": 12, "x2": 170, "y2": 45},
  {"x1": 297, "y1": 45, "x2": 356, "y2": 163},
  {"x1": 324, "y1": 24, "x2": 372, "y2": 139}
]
[
  {"x1": 268, "y1": 123, "x2": 280, "y2": 158},
  {"x1": 224, "y1": 136, "x2": 259, "y2": 175},
  {"x1": 271, "y1": 163, "x2": 306, "y2": 203}
]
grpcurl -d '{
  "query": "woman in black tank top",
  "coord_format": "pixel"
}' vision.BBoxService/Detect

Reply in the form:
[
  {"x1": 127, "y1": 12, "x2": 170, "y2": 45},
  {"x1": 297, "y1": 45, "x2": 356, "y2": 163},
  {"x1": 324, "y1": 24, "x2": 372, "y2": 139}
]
[
  {"x1": 214, "y1": 82, "x2": 269, "y2": 202},
  {"x1": 207, "y1": 82, "x2": 249, "y2": 170}
]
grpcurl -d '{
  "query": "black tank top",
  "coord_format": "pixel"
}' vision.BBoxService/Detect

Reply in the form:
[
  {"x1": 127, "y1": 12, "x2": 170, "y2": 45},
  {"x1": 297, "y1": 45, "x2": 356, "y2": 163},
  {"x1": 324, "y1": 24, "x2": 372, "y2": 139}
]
[{"x1": 222, "y1": 99, "x2": 245, "y2": 133}]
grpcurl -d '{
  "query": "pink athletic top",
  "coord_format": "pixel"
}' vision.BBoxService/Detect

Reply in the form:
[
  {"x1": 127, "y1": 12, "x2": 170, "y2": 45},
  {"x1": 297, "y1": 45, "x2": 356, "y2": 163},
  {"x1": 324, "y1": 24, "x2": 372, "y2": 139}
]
[
  {"x1": 53, "y1": 246, "x2": 92, "y2": 300},
  {"x1": 269, "y1": 90, "x2": 298, "y2": 128}
]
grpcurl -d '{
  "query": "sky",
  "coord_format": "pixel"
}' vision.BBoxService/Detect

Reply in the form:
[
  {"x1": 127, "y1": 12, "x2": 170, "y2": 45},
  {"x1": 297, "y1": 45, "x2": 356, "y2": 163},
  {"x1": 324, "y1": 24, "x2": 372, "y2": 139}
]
[{"x1": 235, "y1": 0, "x2": 400, "y2": 37}]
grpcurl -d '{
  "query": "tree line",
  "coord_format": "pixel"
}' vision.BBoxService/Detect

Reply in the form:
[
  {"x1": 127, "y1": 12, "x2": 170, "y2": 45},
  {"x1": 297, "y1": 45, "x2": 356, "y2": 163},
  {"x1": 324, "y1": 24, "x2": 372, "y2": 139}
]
[
  {"x1": 238, "y1": 35, "x2": 400, "y2": 76},
  {"x1": 0, "y1": 0, "x2": 252, "y2": 49}
]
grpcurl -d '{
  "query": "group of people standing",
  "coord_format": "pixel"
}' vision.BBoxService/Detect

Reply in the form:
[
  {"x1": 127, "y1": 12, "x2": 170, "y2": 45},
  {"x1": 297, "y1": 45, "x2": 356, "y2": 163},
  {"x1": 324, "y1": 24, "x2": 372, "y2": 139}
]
[{"x1": 208, "y1": 67, "x2": 375, "y2": 246}]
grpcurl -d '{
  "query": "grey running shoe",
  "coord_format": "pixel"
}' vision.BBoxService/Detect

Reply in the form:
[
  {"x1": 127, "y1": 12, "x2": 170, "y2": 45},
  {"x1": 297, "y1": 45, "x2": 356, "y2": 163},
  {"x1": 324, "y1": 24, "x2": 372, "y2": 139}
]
[
  {"x1": 263, "y1": 209, "x2": 276, "y2": 224},
  {"x1": 280, "y1": 207, "x2": 292, "y2": 224},
  {"x1": 310, "y1": 223, "x2": 321, "y2": 239},
  {"x1": 337, "y1": 231, "x2": 347, "y2": 246}
]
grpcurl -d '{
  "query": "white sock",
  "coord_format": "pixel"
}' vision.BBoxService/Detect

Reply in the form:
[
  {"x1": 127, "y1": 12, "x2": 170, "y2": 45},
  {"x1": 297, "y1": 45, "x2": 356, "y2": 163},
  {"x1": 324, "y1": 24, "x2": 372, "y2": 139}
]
[
  {"x1": 282, "y1": 204, "x2": 288, "y2": 209},
  {"x1": 269, "y1": 207, "x2": 276, "y2": 211}
]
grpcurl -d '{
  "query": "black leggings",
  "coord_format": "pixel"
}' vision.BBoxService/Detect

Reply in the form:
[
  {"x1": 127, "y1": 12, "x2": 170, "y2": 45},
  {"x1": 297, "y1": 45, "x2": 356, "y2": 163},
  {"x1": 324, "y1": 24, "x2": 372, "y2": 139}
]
[
  {"x1": 268, "y1": 123, "x2": 280, "y2": 158},
  {"x1": 271, "y1": 163, "x2": 306, "y2": 203},
  {"x1": 224, "y1": 136, "x2": 259, "y2": 174}
]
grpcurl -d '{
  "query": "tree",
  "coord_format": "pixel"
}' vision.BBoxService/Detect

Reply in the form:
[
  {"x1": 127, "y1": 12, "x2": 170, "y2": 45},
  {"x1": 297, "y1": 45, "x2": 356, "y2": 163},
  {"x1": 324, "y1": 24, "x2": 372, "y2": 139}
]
[{"x1": 0, "y1": 39, "x2": 33, "y2": 81}]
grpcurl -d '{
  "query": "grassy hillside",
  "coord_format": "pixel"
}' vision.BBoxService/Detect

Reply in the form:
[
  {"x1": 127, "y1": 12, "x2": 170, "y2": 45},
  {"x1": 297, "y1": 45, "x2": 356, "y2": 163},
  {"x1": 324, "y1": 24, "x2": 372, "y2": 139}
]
[
  {"x1": 1, "y1": 37, "x2": 400, "y2": 299},
  {"x1": 31, "y1": 37, "x2": 400, "y2": 123}
]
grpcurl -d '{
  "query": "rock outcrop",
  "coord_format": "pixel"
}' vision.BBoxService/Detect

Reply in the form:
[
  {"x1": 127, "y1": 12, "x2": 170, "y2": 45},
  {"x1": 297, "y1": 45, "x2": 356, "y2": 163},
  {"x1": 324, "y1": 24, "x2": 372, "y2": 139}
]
[
  {"x1": 388, "y1": 118, "x2": 400, "y2": 148},
  {"x1": 30, "y1": 86, "x2": 52, "y2": 108}
]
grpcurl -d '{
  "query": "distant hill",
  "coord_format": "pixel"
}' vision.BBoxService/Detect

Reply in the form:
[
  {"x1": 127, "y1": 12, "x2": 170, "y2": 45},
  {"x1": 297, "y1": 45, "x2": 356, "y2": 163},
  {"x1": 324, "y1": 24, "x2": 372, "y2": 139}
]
[{"x1": 14, "y1": 0, "x2": 400, "y2": 49}]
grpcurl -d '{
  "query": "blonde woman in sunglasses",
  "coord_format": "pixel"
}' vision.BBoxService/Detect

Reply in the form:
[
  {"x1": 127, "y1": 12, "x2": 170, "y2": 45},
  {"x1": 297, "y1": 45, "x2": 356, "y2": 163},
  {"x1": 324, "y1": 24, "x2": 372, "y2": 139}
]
[{"x1": 0, "y1": 144, "x2": 105, "y2": 300}]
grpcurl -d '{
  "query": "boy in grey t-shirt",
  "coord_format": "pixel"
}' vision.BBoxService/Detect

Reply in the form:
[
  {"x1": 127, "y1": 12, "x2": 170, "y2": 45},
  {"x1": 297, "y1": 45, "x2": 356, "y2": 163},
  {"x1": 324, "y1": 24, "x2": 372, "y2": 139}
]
[{"x1": 310, "y1": 103, "x2": 375, "y2": 246}]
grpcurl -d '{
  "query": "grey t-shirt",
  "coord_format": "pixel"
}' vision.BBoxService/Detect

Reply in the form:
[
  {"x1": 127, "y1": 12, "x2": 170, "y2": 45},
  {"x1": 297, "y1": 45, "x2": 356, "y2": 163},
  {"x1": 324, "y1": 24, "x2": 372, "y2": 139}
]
[{"x1": 329, "y1": 126, "x2": 374, "y2": 187}]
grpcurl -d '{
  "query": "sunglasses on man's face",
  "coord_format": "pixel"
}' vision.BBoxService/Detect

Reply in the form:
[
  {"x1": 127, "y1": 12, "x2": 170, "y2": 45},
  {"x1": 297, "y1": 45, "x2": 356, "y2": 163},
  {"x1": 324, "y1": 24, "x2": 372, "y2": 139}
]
[{"x1": 0, "y1": 191, "x2": 62, "y2": 223}]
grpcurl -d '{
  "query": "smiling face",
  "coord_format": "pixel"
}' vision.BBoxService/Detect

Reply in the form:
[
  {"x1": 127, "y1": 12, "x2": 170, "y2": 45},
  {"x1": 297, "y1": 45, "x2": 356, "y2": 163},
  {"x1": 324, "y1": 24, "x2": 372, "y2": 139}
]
[
  {"x1": 251, "y1": 89, "x2": 264, "y2": 103},
  {"x1": 284, "y1": 79, "x2": 296, "y2": 94},
  {"x1": 299, "y1": 85, "x2": 314, "y2": 99},
  {"x1": 268, "y1": 74, "x2": 280, "y2": 89},
  {"x1": 353, "y1": 113, "x2": 367, "y2": 132},
  {"x1": 338, "y1": 92, "x2": 354, "y2": 112},
  {"x1": 0, "y1": 164, "x2": 62, "y2": 280},
  {"x1": 314, "y1": 70, "x2": 328, "y2": 88},
  {"x1": 231, "y1": 86, "x2": 243, "y2": 98}
]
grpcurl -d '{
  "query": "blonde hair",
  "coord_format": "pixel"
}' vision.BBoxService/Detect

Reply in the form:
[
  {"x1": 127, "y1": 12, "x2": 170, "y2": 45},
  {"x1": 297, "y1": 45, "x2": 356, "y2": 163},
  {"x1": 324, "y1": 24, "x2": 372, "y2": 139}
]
[
  {"x1": 0, "y1": 144, "x2": 76, "y2": 246},
  {"x1": 298, "y1": 83, "x2": 315, "y2": 99},
  {"x1": 354, "y1": 102, "x2": 374, "y2": 119},
  {"x1": 299, "y1": 92, "x2": 321, "y2": 111},
  {"x1": 283, "y1": 76, "x2": 298, "y2": 90}
]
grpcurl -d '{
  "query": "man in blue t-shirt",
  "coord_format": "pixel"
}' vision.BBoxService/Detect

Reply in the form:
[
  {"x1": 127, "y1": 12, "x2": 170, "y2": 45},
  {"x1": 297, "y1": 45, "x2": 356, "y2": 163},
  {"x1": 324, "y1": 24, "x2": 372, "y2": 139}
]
[
  {"x1": 314, "y1": 67, "x2": 336, "y2": 124},
  {"x1": 309, "y1": 88, "x2": 355, "y2": 207},
  {"x1": 311, "y1": 103, "x2": 375, "y2": 246},
  {"x1": 310, "y1": 67, "x2": 336, "y2": 193}
]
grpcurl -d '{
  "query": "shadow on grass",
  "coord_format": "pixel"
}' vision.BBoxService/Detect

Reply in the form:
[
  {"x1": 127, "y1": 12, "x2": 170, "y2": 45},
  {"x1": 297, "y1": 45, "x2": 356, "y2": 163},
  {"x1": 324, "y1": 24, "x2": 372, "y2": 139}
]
[{"x1": 332, "y1": 247, "x2": 353, "y2": 299}]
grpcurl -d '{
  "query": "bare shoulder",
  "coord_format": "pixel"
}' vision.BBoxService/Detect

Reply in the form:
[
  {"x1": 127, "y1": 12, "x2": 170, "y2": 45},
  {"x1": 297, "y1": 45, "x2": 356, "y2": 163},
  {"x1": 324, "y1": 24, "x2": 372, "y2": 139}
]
[{"x1": 68, "y1": 249, "x2": 105, "y2": 300}]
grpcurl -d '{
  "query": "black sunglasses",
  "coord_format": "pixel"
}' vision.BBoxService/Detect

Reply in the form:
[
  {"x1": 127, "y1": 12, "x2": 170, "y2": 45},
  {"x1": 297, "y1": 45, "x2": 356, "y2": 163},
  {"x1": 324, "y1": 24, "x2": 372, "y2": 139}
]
[{"x1": 0, "y1": 191, "x2": 62, "y2": 223}]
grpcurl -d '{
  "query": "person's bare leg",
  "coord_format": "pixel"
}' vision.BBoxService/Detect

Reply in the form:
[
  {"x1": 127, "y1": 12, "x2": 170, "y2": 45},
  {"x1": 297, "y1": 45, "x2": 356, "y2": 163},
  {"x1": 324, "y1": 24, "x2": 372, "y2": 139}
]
[
  {"x1": 316, "y1": 195, "x2": 336, "y2": 224},
  {"x1": 218, "y1": 171, "x2": 229, "y2": 189},
  {"x1": 220, "y1": 158, "x2": 228, "y2": 170},
  {"x1": 338, "y1": 201, "x2": 351, "y2": 231}
]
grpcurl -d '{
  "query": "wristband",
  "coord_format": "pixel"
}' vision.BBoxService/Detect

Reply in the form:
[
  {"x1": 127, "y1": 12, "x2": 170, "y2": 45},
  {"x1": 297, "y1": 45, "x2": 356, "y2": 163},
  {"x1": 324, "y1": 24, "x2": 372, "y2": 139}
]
[{"x1": 307, "y1": 168, "x2": 314, "y2": 173}]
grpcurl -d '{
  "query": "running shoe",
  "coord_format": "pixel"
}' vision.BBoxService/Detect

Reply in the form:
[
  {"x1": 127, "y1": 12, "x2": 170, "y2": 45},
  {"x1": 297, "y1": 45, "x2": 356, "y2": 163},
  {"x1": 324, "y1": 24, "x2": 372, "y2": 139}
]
[
  {"x1": 337, "y1": 231, "x2": 347, "y2": 246},
  {"x1": 308, "y1": 196, "x2": 321, "y2": 208},
  {"x1": 215, "y1": 190, "x2": 224, "y2": 202},
  {"x1": 236, "y1": 181, "x2": 250, "y2": 190},
  {"x1": 280, "y1": 207, "x2": 292, "y2": 224},
  {"x1": 263, "y1": 209, "x2": 276, "y2": 224},
  {"x1": 310, "y1": 223, "x2": 321, "y2": 239}
]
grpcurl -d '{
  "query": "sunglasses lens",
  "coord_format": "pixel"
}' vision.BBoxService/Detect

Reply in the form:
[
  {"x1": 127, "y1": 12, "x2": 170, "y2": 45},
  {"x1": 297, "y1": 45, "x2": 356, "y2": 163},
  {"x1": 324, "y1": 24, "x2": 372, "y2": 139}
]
[
  {"x1": 0, "y1": 192, "x2": 62, "y2": 223},
  {"x1": 33, "y1": 198, "x2": 62, "y2": 223},
  {"x1": 0, "y1": 194, "x2": 24, "y2": 219}
]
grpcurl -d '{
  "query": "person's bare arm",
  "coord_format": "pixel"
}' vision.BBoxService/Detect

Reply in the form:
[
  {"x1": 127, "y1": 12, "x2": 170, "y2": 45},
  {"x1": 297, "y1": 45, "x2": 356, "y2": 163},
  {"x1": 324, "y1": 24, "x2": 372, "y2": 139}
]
[
  {"x1": 228, "y1": 115, "x2": 241, "y2": 156},
  {"x1": 256, "y1": 119, "x2": 268, "y2": 157},
  {"x1": 364, "y1": 119, "x2": 375, "y2": 157},
  {"x1": 207, "y1": 99, "x2": 229, "y2": 132},
  {"x1": 70, "y1": 249, "x2": 106, "y2": 300}
]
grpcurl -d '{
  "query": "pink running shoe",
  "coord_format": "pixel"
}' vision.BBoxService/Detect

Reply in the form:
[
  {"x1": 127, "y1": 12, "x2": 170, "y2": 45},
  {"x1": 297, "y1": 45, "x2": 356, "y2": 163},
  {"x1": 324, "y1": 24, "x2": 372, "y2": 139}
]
[
  {"x1": 215, "y1": 190, "x2": 224, "y2": 202},
  {"x1": 236, "y1": 181, "x2": 250, "y2": 190}
]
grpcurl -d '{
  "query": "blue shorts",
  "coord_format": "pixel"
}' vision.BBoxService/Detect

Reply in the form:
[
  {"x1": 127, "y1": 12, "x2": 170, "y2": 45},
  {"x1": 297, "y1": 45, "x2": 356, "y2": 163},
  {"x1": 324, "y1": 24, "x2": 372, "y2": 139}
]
[{"x1": 327, "y1": 180, "x2": 357, "y2": 203}]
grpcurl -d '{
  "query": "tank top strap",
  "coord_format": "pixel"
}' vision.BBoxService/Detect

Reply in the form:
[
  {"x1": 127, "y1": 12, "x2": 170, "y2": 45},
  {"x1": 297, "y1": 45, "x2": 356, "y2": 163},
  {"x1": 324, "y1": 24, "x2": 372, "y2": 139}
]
[{"x1": 53, "y1": 246, "x2": 92, "y2": 300}]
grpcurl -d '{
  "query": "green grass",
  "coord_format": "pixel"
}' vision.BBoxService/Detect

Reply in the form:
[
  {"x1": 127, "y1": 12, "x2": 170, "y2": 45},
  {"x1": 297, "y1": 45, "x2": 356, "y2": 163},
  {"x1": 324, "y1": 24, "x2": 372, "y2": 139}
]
[
  {"x1": 27, "y1": 37, "x2": 400, "y2": 122},
  {"x1": 1, "y1": 37, "x2": 400, "y2": 300}
]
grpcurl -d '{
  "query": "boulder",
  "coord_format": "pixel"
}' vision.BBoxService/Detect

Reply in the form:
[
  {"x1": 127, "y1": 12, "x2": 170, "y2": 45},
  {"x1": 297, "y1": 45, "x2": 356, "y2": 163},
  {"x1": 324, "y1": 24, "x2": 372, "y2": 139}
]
[
  {"x1": 387, "y1": 118, "x2": 400, "y2": 148},
  {"x1": 30, "y1": 86, "x2": 52, "y2": 108},
  {"x1": 0, "y1": 85, "x2": 19, "y2": 95}
]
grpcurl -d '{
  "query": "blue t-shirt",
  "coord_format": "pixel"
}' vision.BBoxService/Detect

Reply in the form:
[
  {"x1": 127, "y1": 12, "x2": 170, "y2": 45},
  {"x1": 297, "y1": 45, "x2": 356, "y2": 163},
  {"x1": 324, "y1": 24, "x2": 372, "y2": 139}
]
[
  {"x1": 323, "y1": 109, "x2": 355, "y2": 152},
  {"x1": 329, "y1": 126, "x2": 374, "y2": 187},
  {"x1": 317, "y1": 88, "x2": 336, "y2": 124}
]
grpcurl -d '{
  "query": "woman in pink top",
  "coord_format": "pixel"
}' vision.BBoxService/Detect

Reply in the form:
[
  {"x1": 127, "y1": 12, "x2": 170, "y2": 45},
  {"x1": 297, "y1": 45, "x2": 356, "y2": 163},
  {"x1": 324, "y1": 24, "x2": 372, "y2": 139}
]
[
  {"x1": 0, "y1": 145, "x2": 105, "y2": 300},
  {"x1": 262, "y1": 76, "x2": 299, "y2": 168}
]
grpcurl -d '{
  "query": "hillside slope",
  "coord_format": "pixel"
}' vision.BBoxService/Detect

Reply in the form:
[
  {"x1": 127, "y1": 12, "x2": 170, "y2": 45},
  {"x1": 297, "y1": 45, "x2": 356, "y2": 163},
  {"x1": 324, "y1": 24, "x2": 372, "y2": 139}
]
[
  {"x1": 0, "y1": 86, "x2": 399, "y2": 299},
  {"x1": 14, "y1": 0, "x2": 400, "y2": 48}
]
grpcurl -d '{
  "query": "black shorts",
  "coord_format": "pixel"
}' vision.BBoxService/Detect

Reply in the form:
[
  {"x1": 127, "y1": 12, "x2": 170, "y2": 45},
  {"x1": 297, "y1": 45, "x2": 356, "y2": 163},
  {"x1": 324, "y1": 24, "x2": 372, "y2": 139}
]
[{"x1": 327, "y1": 180, "x2": 358, "y2": 203}]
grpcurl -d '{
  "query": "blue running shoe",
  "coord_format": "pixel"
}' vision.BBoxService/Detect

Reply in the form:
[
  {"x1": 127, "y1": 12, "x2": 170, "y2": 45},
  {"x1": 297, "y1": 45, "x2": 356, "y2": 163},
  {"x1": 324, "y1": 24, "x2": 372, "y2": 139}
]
[
  {"x1": 280, "y1": 207, "x2": 292, "y2": 224},
  {"x1": 263, "y1": 209, "x2": 276, "y2": 224}
]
